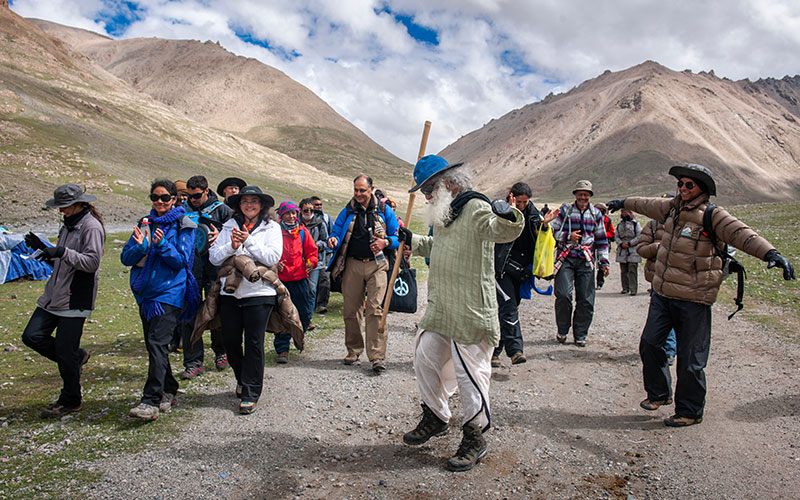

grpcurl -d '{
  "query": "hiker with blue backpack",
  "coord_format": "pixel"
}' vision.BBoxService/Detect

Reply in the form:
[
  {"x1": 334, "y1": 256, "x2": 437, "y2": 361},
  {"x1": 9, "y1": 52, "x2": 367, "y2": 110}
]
[{"x1": 607, "y1": 164, "x2": 795, "y2": 427}]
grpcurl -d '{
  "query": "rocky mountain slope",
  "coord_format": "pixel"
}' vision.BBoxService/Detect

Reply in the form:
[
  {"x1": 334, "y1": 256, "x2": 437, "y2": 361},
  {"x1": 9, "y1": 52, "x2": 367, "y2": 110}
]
[
  {"x1": 440, "y1": 61, "x2": 800, "y2": 203},
  {"x1": 0, "y1": 7, "x2": 355, "y2": 229},
  {"x1": 29, "y1": 18, "x2": 410, "y2": 181}
]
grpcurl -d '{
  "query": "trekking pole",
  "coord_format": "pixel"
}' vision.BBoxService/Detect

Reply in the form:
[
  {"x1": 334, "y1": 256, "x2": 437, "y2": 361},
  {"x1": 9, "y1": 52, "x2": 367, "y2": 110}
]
[{"x1": 379, "y1": 120, "x2": 431, "y2": 332}]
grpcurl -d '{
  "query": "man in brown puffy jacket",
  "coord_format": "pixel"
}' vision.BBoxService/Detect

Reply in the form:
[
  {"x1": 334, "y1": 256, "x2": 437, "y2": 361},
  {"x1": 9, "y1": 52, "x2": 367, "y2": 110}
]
[{"x1": 607, "y1": 164, "x2": 795, "y2": 427}]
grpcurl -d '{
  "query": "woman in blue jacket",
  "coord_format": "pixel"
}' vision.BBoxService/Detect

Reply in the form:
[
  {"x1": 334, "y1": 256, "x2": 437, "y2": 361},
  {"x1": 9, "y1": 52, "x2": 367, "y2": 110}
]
[{"x1": 121, "y1": 179, "x2": 198, "y2": 420}]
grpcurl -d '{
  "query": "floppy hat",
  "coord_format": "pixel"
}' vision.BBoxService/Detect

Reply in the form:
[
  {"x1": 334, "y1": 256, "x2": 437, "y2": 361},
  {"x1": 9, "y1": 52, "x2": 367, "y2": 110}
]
[
  {"x1": 217, "y1": 177, "x2": 247, "y2": 195},
  {"x1": 174, "y1": 180, "x2": 188, "y2": 195},
  {"x1": 277, "y1": 201, "x2": 298, "y2": 217},
  {"x1": 45, "y1": 184, "x2": 97, "y2": 208},
  {"x1": 409, "y1": 155, "x2": 464, "y2": 193},
  {"x1": 227, "y1": 185, "x2": 275, "y2": 211},
  {"x1": 669, "y1": 164, "x2": 716, "y2": 196},
  {"x1": 572, "y1": 180, "x2": 593, "y2": 195}
]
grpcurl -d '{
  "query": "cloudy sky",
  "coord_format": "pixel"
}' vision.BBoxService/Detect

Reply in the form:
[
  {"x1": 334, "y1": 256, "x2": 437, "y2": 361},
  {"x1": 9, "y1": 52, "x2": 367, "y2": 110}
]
[{"x1": 8, "y1": 0, "x2": 800, "y2": 162}]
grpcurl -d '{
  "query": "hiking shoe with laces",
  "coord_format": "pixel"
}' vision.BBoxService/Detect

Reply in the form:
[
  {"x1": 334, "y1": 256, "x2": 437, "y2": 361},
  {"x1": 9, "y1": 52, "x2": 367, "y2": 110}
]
[
  {"x1": 372, "y1": 361, "x2": 386, "y2": 373},
  {"x1": 403, "y1": 404, "x2": 448, "y2": 446},
  {"x1": 276, "y1": 352, "x2": 289, "y2": 364},
  {"x1": 160, "y1": 393, "x2": 176, "y2": 413},
  {"x1": 510, "y1": 352, "x2": 527, "y2": 365},
  {"x1": 664, "y1": 414, "x2": 702, "y2": 427},
  {"x1": 446, "y1": 423, "x2": 488, "y2": 472},
  {"x1": 129, "y1": 403, "x2": 159, "y2": 420},
  {"x1": 215, "y1": 353, "x2": 229, "y2": 371},
  {"x1": 640, "y1": 397, "x2": 673, "y2": 411},
  {"x1": 490, "y1": 356, "x2": 501, "y2": 368},
  {"x1": 181, "y1": 365, "x2": 204, "y2": 380},
  {"x1": 41, "y1": 402, "x2": 81, "y2": 419}
]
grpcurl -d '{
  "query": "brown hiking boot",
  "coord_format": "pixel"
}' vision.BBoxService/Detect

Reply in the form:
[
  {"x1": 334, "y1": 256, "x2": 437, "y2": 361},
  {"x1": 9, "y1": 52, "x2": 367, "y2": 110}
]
[
  {"x1": 446, "y1": 422, "x2": 488, "y2": 472},
  {"x1": 510, "y1": 352, "x2": 527, "y2": 365},
  {"x1": 490, "y1": 356, "x2": 501, "y2": 368},
  {"x1": 403, "y1": 404, "x2": 448, "y2": 445},
  {"x1": 640, "y1": 397, "x2": 673, "y2": 411},
  {"x1": 664, "y1": 414, "x2": 703, "y2": 427},
  {"x1": 41, "y1": 403, "x2": 81, "y2": 419},
  {"x1": 159, "y1": 393, "x2": 176, "y2": 413},
  {"x1": 276, "y1": 352, "x2": 289, "y2": 364}
]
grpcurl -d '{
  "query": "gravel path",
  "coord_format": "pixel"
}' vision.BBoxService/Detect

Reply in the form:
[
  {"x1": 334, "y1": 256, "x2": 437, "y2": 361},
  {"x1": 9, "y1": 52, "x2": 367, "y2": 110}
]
[{"x1": 80, "y1": 269, "x2": 800, "y2": 500}]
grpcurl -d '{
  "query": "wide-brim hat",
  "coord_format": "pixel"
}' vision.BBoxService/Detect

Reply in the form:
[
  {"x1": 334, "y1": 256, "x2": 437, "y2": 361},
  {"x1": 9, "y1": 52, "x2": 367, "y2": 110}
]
[
  {"x1": 217, "y1": 177, "x2": 247, "y2": 195},
  {"x1": 409, "y1": 155, "x2": 464, "y2": 193},
  {"x1": 669, "y1": 164, "x2": 716, "y2": 196},
  {"x1": 45, "y1": 183, "x2": 97, "y2": 208},
  {"x1": 572, "y1": 179, "x2": 593, "y2": 195},
  {"x1": 227, "y1": 185, "x2": 275, "y2": 211},
  {"x1": 174, "y1": 180, "x2": 188, "y2": 195}
]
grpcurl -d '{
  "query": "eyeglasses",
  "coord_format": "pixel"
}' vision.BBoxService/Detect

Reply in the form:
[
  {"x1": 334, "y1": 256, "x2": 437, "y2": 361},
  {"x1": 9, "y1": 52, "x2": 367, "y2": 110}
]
[
  {"x1": 420, "y1": 182, "x2": 436, "y2": 196},
  {"x1": 677, "y1": 180, "x2": 695, "y2": 190},
  {"x1": 150, "y1": 193, "x2": 174, "y2": 202},
  {"x1": 302, "y1": 209, "x2": 314, "y2": 213},
  {"x1": 187, "y1": 192, "x2": 205, "y2": 200}
]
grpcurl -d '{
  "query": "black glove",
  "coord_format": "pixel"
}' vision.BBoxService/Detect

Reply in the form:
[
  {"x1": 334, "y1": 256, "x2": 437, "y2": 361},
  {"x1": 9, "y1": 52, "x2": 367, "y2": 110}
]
[
  {"x1": 606, "y1": 199, "x2": 626, "y2": 213},
  {"x1": 491, "y1": 199, "x2": 516, "y2": 222},
  {"x1": 41, "y1": 246, "x2": 65, "y2": 260},
  {"x1": 765, "y1": 249, "x2": 796, "y2": 280},
  {"x1": 397, "y1": 227, "x2": 413, "y2": 246},
  {"x1": 25, "y1": 232, "x2": 46, "y2": 251}
]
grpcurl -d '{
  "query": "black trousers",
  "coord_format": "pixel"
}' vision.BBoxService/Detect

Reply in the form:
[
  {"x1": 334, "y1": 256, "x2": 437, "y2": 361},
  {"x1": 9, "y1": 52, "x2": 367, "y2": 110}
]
[
  {"x1": 494, "y1": 274, "x2": 523, "y2": 357},
  {"x1": 22, "y1": 307, "x2": 86, "y2": 407},
  {"x1": 316, "y1": 269, "x2": 331, "y2": 309},
  {"x1": 639, "y1": 292, "x2": 711, "y2": 419},
  {"x1": 219, "y1": 298, "x2": 273, "y2": 402},
  {"x1": 140, "y1": 303, "x2": 180, "y2": 406}
]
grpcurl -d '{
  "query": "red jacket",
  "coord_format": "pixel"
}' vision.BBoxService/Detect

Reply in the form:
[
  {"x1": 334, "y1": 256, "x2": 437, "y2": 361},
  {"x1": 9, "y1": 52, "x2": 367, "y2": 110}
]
[
  {"x1": 603, "y1": 215, "x2": 615, "y2": 240},
  {"x1": 279, "y1": 224, "x2": 318, "y2": 282}
]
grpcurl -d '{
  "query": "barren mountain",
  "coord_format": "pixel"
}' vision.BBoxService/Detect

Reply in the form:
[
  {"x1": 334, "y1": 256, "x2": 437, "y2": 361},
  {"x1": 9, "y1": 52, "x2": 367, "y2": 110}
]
[
  {"x1": 29, "y1": 18, "x2": 409, "y2": 181},
  {"x1": 744, "y1": 75, "x2": 800, "y2": 121},
  {"x1": 440, "y1": 61, "x2": 800, "y2": 203},
  {"x1": 0, "y1": 7, "x2": 354, "y2": 229}
]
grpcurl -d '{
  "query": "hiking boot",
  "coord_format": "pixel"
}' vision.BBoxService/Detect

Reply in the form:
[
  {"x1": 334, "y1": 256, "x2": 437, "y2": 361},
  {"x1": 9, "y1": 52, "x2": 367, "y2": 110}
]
[
  {"x1": 276, "y1": 352, "x2": 289, "y2": 364},
  {"x1": 556, "y1": 333, "x2": 567, "y2": 344},
  {"x1": 403, "y1": 404, "x2": 448, "y2": 445},
  {"x1": 215, "y1": 353, "x2": 229, "y2": 371},
  {"x1": 510, "y1": 352, "x2": 527, "y2": 365},
  {"x1": 315, "y1": 305, "x2": 327, "y2": 314},
  {"x1": 239, "y1": 401, "x2": 257, "y2": 415},
  {"x1": 181, "y1": 365, "x2": 204, "y2": 380},
  {"x1": 574, "y1": 339, "x2": 587, "y2": 348},
  {"x1": 664, "y1": 414, "x2": 702, "y2": 427},
  {"x1": 446, "y1": 423, "x2": 488, "y2": 472},
  {"x1": 129, "y1": 403, "x2": 159, "y2": 420},
  {"x1": 343, "y1": 354, "x2": 359, "y2": 365},
  {"x1": 41, "y1": 402, "x2": 81, "y2": 419},
  {"x1": 490, "y1": 356, "x2": 501, "y2": 368},
  {"x1": 640, "y1": 397, "x2": 673, "y2": 411},
  {"x1": 308, "y1": 324, "x2": 317, "y2": 331},
  {"x1": 372, "y1": 361, "x2": 386, "y2": 373},
  {"x1": 159, "y1": 393, "x2": 176, "y2": 413}
]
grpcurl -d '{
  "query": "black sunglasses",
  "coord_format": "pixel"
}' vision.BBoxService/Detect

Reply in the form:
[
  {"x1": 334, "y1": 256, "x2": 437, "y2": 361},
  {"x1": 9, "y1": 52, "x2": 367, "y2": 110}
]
[
  {"x1": 677, "y1": 180, "x2": 695, "y2": 190},
  {"x1": 301, "y1": 209, "x2": 314, "y2": 213},
  {"x1": 187, "y1": 192, "x2": 205, "y2": 200},
  {"x1": 150, "y1": 193, "x2": 174, "y2": 202},
  {"x1": 420, "y1": 182, "x2": 436, "y2": 196}
]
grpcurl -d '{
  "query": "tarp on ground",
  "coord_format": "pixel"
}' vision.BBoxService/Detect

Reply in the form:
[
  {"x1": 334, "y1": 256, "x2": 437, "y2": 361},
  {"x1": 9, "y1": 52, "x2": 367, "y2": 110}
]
[{"x1": 0, "y1": 233, "x2": 53, "y2": 284}]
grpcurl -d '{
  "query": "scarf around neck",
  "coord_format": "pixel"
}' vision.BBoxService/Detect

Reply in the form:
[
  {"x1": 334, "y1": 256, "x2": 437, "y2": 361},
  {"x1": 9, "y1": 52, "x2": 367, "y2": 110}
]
[{"x1": 446, "y1": 190, "x2": 491, "y2": 226}]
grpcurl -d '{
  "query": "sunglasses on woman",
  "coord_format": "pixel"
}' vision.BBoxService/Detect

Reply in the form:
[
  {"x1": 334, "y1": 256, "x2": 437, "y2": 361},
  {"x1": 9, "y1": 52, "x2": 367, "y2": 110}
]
[
  {"x1": 677, "y1": 180, "x2": 695, "y2": 190},
  {"x1": 150, "y1": 193, "x2": 174, "y2": 202}
]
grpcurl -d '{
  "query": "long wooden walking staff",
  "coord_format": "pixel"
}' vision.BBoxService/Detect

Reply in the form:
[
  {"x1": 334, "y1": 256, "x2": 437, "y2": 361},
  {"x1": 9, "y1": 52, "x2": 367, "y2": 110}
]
[{"x1": 379, "y1": 120, "x2": 431, "y2": 332}]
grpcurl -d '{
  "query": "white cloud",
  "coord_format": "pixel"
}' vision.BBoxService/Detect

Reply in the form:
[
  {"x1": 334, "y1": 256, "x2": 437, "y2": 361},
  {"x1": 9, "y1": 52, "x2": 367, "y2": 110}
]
[{"x1": 8, "y1": 0, "x2": 800, "y2": 164}]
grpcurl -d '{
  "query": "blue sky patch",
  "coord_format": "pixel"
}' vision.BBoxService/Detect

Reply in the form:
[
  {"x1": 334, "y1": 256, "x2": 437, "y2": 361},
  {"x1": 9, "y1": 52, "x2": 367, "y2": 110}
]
[
  {"x1": 94, "y1": 0, "x2": 145, "y2": 37},
  {"x1": 374, "y1": 6, "x2": 439, "y2": 46},
  {"x1": 231, "y1": 24, "x2": 301, "y2": 61},
  {"x1": 500, "y1": 49, "x2": 535, "y2": 77}
]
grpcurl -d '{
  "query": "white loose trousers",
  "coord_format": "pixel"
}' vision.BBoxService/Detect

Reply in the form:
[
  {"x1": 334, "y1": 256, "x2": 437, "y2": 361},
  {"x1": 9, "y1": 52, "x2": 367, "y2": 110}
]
[{"x1": 414, "y1": 329, "x2": 493, "y2": 430}]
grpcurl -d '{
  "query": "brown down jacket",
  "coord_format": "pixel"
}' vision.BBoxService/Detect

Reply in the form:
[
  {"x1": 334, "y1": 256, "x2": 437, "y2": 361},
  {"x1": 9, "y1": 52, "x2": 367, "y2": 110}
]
[
  {"x1": 636, "y1": 218, "x2": 666, "y2": 284},
  {"x1": 625, "y1": 194, "x2": 774, "y2": 305}
]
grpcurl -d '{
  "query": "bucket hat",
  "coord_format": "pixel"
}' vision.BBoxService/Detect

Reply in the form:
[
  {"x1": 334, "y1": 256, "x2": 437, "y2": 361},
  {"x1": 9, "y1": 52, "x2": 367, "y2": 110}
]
[
  {"x1": 227, "y1": 186, "x2": 275, "y2": 212},
  {"x1": 572, "y1": 180, "x2": 593, "y2": 195},
  {"x1": 409, "y1": 155, "x2": 464, "y2": 193},
  {"x1": 174, "y1": 180, "x2": 188, "y2": 195},
  {"x1": 669, "y1": 164, "x2": 716, "y2": 196},
  {"x1": 217, "y1": 177, "x2": 247, "y2": 196},
  {"x1": 45, "y1": 184, "x2": 97, "y2": 208}
]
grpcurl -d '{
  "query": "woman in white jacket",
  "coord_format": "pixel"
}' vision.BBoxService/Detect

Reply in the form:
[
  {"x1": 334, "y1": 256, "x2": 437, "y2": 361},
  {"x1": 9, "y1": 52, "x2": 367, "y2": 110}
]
[{"x1": 209, "y1": 186, "x2": 281, "y2": 414}]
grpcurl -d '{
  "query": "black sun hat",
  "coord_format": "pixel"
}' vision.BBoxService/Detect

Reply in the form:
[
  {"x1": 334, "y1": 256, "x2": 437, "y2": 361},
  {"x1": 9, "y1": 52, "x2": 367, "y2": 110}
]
[
  {"x1": 227, "y1": 185, "x2": 275, "y2": 211},
  {"x1": 669, "y1": 164, "x2": 716, "y2": 196},
  {"x1": 216, "y1": 177, "x2": 247, "y2": 196},
  {"x1": 45, "y1": 184, "x2": 97, "y2": 208}
]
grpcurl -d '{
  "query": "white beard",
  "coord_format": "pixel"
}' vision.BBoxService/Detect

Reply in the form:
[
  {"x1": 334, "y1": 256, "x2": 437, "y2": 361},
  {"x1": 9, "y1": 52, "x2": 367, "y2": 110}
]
[{"x1": 423, "y1": 184, "x2": 455, "y2": 228}]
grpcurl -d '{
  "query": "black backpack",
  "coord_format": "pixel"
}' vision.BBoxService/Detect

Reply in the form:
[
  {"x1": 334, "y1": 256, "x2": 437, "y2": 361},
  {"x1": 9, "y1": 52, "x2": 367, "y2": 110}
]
[{"x1": 702, "y1": 203, "x2": 746, "y2": 319}]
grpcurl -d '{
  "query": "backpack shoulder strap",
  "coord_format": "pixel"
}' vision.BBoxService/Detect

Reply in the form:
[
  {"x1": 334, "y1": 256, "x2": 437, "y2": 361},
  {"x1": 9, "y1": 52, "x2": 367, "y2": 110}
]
[{"x1": 702, "y1": 203, "x2": 723, "y2": 257}]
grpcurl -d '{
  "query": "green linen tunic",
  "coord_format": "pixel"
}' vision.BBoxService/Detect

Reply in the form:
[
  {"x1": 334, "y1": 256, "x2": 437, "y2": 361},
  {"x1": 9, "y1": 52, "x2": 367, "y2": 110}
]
[{"x1": 412, "y1": 198, "x2": 524, "y2": 346}]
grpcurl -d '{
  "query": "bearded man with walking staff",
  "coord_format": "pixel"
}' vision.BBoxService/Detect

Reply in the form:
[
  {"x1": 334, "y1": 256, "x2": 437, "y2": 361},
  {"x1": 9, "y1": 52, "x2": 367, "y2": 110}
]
[{"x1": 398, "y1": 155, "x2": 525, "y2": 472}]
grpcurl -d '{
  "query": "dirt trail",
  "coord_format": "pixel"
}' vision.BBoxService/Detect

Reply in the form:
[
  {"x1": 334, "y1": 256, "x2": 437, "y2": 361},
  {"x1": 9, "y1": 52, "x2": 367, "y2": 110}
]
[{"x1": 80, "y1": 269, "x2": 800, "y2": 500}]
